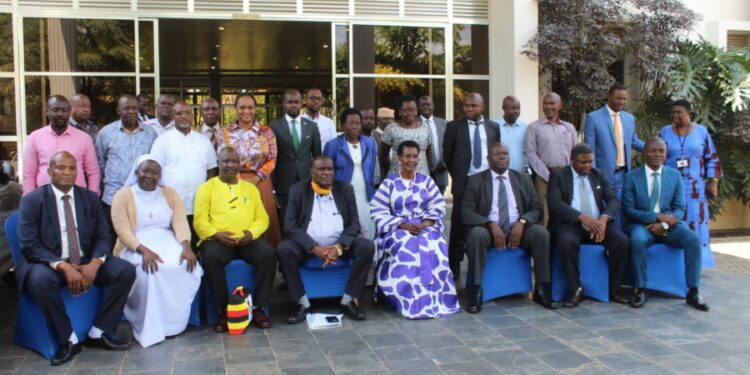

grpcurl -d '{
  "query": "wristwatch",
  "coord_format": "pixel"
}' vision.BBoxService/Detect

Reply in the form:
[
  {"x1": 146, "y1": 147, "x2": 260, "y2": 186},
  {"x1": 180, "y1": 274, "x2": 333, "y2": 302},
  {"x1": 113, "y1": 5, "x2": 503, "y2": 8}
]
[
  {"x1": 519, "y1": 218, "x2": 528, "y2": 225},
  {"x1": 334, "y1": 244, "x2": 343, "y2": 256},
  {"x1": 660, "y1": 222, "x2": 670, "y2": 231}
]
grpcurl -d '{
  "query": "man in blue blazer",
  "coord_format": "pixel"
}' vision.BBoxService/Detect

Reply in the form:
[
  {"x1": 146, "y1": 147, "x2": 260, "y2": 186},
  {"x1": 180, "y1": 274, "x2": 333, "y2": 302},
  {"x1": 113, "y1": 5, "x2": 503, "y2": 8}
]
[
  {"x1": 17, "y1": 152, "x2": 136, "y2": 365},
  {"x1": 622, "y1": 137, "x2": 707, "y2": 311},
  {"x1": 584, "y1": 84, "x2": 645, "y2": 228}
]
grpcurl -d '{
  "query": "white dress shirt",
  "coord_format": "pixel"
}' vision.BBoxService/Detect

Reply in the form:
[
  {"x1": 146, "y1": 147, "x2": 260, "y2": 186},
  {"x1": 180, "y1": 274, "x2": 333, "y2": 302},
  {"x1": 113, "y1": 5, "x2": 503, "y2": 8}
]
[
  {"x1": 606, "y1": 105, "x2": 626, "y2": 168},
  {"x1": 488, "y1": 170, "x2": 520, "y2": 225},
  {"x1": 200, "y1": 122, "x2": 222, "y2": 141},
  {"x1": 307, "y1": 193, "x2": 344, "y2": 246},
  {"x1": 645, "y1": 164, "x2": 663, "y2": 213},
  {"x1": 468, "y1": 116, "x2": 489, "y2": 175},
  {"x1": 144, "y1": 118, "x2": 176, "y2": 137},
  {"x1": 570, "y1": 167, "x2": 601, "y2": 219},
  {"x1": 285, "y1": 114, "x2": 303, "y2": 142},
  {"x1": 421, "y1": 115, "x2": 440, "y2": 162},
  {"x1": 49, "y1": 185, "x2": 106, "y2": 269},
  {"x1": 302, "y1": 112, "x2": 337, "y2": 148},
  {"x1": 149, "y1": 129, "x2": 218, "y2": 214}
]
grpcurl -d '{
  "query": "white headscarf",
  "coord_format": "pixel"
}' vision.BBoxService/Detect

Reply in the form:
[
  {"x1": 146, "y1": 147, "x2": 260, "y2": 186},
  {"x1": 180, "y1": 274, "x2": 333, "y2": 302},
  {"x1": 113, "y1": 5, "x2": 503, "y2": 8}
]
[{"x1": 124, "y1": 154, "x2": 165, "y2": 187}]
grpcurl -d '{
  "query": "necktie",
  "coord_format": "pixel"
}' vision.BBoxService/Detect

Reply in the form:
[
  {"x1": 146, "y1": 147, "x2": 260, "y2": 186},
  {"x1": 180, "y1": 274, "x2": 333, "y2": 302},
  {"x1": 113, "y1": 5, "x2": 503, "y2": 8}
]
[
  {"x1": 62, "y1": 195, "x2": 81, "y2": 266},
  {"x1": 613, "y1": 113, "x2": 624, "y2": 167},
  {"x1": 497, "y1": 176, "x2": 510, "y2": 235},
  {"x1": 650, "y1": 172, "x2": 660, "y2": 211},
  {"x1": 291, "y1": 119, "x2": 300, "y2": 151},
  {"x1": 472, "y1": 121, "x2": 482, "y2": 169},
  {"x1": 579, "y1": 175, "x2": 594, "y2": 217},
  {"x1": 209, "y1": 128, "x2": 217, "y2": 149}
]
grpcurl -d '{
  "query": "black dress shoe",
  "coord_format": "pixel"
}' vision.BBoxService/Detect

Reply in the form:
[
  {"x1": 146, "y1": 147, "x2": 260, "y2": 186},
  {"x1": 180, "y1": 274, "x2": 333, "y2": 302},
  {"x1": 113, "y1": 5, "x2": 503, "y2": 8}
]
[
  {"x1": 340, "y1": 301, "x2": 366, "y2": 321},
  {"x1": 563, "y1": 287, "x2": 584, "y2": 308},
  {"x1": 609, "y1": 291, "x2": 631, "y2": 305},
  {"x1": 630, "y1": 289, "x2": 647, "y2": 308},
  {"x1": 84, "y1": 333, "x2": 128, "y2": 351},
  {"x1": 467, "y1": 287, "x2": 483, "y2": 314},
  {"x1": 533, "y1": 285, "x2": 559, "y2": 309},
  {"x1": 287, "y1": 304, "x2": 311, "y2": 324},
  {"x1": 686, "y1": 288, "x2": 710, "y2": 311},
  {"x1": 51, "y1": 342, "x2": 80, "y2": 366}
]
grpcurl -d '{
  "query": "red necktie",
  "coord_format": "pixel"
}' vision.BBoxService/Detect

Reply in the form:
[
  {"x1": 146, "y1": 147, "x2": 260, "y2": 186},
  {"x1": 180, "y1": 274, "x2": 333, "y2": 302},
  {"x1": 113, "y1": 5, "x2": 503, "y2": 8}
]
[{"x1": 62, "y1": 195, "x2": 81, "y2": 266}]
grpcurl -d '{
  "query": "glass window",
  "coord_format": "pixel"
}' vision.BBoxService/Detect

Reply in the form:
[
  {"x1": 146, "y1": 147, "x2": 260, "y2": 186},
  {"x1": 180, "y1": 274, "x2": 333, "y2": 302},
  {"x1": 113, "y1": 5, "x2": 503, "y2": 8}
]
[
  {"x1": 354, "y1": 78, "x2": 445, "y2": 118},
  {"x1": 453, "y1": 24, "x2": 489, "y2": 75},
  {"x1": 0, "y1": 14, "x2": 13, "y2": 72},
  {"x1": 354, "y1": 25, "x2": 445, "y2": 75},
  {"x1": 24, "y1": 18, "x2": 136, "y2": 72},
  {"x1": 139, "y1": 21, "x2": 154, "y2": 73},
  {"x1": 25, "y1": 76, "x2": 136, "y2": 133},
  {"x1": 335, "y1": 24, "x2": 349, "y2": 74},
  {"x1": 0, "y1": 78, "x2": 15, "y2": 136},
  {"x1": 335, "y1": 78, "x2": 350, "y2": 125},
  {"x1": 453, "y1": 80, "x2": 489, "y2": 121}
]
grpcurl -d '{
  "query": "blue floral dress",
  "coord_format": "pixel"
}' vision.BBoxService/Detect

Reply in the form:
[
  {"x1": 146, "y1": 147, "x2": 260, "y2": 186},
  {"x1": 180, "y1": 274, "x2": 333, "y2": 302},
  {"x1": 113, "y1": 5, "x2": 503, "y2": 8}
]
[
  {"x1": 369, "y1": 172, "x2": 460, "y2": 319},
  {"x1": 659, "y1": 124, "x2": 721, "y2": 268}
]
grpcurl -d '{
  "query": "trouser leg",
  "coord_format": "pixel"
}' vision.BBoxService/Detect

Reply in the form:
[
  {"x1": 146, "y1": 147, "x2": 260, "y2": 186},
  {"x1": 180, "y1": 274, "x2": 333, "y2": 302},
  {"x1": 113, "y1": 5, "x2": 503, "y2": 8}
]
[
  {"x1": 663, "y1": 224, "x2": 702, "y2": 289},
  {"x1": 600, "y1": 225, "x2": 629, "y2": 292},
  {"x1": 448, "y1": 193, "x2": 466, "y2": 277},
  {"x1": 533, "y1": 176, "x2": 550, "y2": 227},
  {"x1": 235, "y1": 238, "x2": 277, "y2": 307},
  {"x1": 464, "y1": 226, "x2": 492, "y2": 286},
  {"x1": 629, "y1": 225, "x2": 654, "y2": 289},
  {"x1": 92, "y1": 257, "x2": 136, "y2": 334},
  {"x1": 276, "y1": 240, "x2": 308, "y2": 302},
  {"x1": 521, "y1": 224, "x2": 551, "y2": 284},
  {"x1": 552, "y1": 223, "x2": 583, "y2": 293},
  {"x1": 24, "y1": 264, "x2": 71, "y2": 345},
  {"x1": 186, "y1": 215, "x2": 200, "y2": 253},
  {"x1": 201, "y1": 240, "x2": 235, "y2": 312},
  {"x1": 612, "y1": 169, "x2": 625, "y2": 231},
  {"x1": 342, "y1": 238, "x2": 375, "y2": 300}
]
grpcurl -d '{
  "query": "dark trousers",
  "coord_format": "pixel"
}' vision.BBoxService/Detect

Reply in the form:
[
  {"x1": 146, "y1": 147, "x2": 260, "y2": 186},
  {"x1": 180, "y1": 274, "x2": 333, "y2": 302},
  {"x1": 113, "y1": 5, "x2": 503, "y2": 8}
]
[
  {"x1": 186, "y1": 215, "x2": 199, "y2": 253},
  {"x1": 200, "y1": 238, "x2": 277, "y2": 311},
  {"x1": 629, "y1": 223, "x2": 701, "y2": 289},
  {"x1": 553, "y1": 222, "x2": 629, "y2": 294},
  {"x1": 464, "y1": 224, "x2": 551, "y2": 286},
  {"x1": 612, "y1": 168, "x2": 626, "y2": 231},
  {"x1": 24, "y1": 257, "x2": 136, "y2": 345},
  {"x1": 277, "y1": 238, "x2": 375, "y2": 301},
  {"x1": 448, "y1": 193, "x2": 466, "y2": 276},
  {"x1": 102, "y1": 203, "x2": 117, "y2": 241}
]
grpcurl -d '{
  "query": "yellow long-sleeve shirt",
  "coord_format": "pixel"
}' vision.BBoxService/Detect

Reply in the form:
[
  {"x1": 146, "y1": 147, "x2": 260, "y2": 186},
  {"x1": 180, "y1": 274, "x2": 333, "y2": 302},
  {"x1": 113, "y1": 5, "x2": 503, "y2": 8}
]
[{"x1": 193, "y1": 177, "x2": 269, "y2": 244}]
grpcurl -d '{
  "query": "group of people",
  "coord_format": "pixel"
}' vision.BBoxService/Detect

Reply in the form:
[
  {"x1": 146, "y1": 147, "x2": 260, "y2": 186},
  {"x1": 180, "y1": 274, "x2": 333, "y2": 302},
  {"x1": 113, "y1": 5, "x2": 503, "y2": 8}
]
[{"x1": 14, "y1": 83, "x2": 720, "y2": 366}]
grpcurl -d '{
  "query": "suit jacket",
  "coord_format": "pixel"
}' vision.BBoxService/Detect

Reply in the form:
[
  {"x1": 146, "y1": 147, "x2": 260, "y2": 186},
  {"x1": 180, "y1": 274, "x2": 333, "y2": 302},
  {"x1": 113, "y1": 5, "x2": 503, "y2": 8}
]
[
  {"x1": 420, "y1": 116, "x2": 449, "y2": 188},
  {"x1": 16, "y1": 184, "x2": 113, "y2": 290},
  {"x1": 547, "y1": 166, "x2": 619, "y2": 232},
  {"x1": 323, "y1": 134, "x2": 377, "y2": 200},
  {"x1": 583, "y1": 106, "x2": 645, "y2": 184},
  {"x1": 461, "y1": 169, "x2": 542, "y2": 228},
  {"x1": 622, "y1": 165, "x2": 685, "y2": 229},
  {"x1": 443, "y1": 117, "x2": 501, "y2": 197},
  {"x1": 283, "y1": 179, "x2": 360, "y2": 252},
  {"x1": 269, "y1": 116, "x2": 322, "y2": 197}
]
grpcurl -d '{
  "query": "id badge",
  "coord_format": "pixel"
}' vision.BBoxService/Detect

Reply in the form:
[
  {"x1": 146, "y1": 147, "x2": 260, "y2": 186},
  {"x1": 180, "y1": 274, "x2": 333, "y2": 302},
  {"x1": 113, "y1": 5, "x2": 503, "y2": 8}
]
[{"x1": 676, "y1": 158, "x2": 689, "y2": 169}]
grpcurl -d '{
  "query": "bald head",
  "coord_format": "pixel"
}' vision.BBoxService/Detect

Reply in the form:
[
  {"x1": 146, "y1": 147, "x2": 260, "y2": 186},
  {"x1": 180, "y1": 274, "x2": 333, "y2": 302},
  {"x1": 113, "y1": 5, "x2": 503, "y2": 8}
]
[
  {"x1": 463, "y1": 92, "x2": 485, "y2": 121},
  {"x1": 173, "y1": 101, "x2": 193, "y2": 131},
  {"x1": 48, "y1": 151, "x2": 77, "y2": 192}
]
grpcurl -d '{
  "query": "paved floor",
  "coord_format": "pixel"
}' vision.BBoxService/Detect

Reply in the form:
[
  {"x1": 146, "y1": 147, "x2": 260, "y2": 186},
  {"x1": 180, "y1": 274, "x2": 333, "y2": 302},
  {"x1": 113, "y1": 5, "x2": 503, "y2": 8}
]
[{"x1": 1, "y1": 262, "x2": 750, "y2": 375}]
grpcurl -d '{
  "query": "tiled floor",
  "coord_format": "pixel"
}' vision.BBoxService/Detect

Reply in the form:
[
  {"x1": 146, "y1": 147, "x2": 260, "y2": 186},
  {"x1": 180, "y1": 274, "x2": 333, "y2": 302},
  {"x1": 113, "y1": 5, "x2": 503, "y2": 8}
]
[{"x1": 1, "y1": 266, "x2": 749, "y2": 375}]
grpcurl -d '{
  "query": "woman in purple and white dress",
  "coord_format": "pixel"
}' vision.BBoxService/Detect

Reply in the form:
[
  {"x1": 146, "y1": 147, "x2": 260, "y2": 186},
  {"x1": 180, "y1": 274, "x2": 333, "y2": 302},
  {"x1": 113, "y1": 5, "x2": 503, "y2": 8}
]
[{"x1": 370, "y1": 140, "x2": 460, "y2": 319}]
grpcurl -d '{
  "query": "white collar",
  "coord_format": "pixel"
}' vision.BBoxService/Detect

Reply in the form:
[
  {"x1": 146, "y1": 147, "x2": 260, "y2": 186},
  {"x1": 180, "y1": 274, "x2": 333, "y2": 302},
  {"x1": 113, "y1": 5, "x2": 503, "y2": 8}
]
[
  {"x1": 645, "y1": 164, "x2": 663, "y2": 176},
  {"x1": 606, "y1": 105, "x2": 619, "y2": 116},
  {"x1": 285, "y1": 114, "x2": 301, "y2": 123},
  {"x1": 491, "y1": 169, "x2": 510, "y2": 180},
  {"x1": 51, "y1": 184, "x2": 74, "y2": 202}
]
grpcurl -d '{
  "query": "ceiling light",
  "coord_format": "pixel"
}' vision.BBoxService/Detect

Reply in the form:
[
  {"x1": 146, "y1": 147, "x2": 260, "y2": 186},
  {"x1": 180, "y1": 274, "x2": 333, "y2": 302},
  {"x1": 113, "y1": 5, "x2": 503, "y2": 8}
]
[
  {"x1": 211, "y1": 66, "x2": 216, "y2": 69},
  {"x1": 215, "y1": 44, "x2": 220, "y2": 48},
  {"x1": 212, "y1": 57, "x2": 218, "y2": 60},
  {"x1": 294, "y1": 65, "x2": 299, "y2": 69},
  {"x1": 242, "y1": 89, "x2": 247, "y2": 93},
  {"x1": 218, "y1": 27, "x2": 225, "y2": 31},
  {"x1": 323, "y1": 44, "x2": 329, "y2": 49},
  {"x1": 306, "y1": 57, "x2": 312, "y2": 61}
]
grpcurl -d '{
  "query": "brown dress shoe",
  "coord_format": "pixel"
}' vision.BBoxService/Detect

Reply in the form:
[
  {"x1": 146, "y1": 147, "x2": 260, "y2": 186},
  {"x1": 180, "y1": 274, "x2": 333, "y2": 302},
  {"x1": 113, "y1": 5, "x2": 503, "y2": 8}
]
[
  {"x1": 214, "y1": 313, "x2": 228, "y2": 333},
  {"x1": 253, "y1": 308, "x2": 272, "y2": 329}
]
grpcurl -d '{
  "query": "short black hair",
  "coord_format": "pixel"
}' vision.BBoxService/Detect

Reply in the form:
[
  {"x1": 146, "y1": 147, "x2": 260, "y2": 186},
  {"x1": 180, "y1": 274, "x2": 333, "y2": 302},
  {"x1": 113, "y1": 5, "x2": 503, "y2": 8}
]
[
  {"x1": 571, "y1": 143, "x2": 593, "y2": 160},
  {"x1": 136, "y1": 93, "x2": 150, "y2": 100},
  {"x1": 234, "y1": 92, "x2": 257, "y2": 108},
  {"x1": 397, "y1": 94, "x2": 418, "y2": 111},
  {"x1": 339, "y1": 107, "x2": 362, "y2": 125},
  {"x1": 645, "y1": 136, "x2": 666, "y2": 149},
  {"x1": 608, "y1": 82, "x2": 627, "y2": 96},
  {"x1": 396, "y1": 140, "x2": 420, "y2": 156},
  {"x1": 672, "y1": 99, "x2": 691, "y2": 112}
]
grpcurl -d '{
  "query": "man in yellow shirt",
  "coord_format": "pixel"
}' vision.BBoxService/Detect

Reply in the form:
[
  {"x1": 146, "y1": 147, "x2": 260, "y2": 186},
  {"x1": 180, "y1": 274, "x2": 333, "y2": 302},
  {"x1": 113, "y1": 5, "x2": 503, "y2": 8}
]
[{"x1": 194, "y1": 148, "x2": 277, "y2": 332}]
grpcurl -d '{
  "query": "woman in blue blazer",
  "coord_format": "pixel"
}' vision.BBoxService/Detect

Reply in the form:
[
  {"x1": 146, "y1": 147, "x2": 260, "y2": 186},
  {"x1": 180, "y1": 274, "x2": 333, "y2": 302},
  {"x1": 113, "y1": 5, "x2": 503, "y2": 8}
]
[{"x1": 323, "y1": 108, "x2": 377, "y2": 239}]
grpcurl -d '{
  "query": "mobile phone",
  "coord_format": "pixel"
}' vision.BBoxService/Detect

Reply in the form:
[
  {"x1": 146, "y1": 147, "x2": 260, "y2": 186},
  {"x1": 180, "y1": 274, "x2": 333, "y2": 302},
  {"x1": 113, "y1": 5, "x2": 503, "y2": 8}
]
[{"x1": 325, "y1": 316, "x2": 340, "y2": 323}]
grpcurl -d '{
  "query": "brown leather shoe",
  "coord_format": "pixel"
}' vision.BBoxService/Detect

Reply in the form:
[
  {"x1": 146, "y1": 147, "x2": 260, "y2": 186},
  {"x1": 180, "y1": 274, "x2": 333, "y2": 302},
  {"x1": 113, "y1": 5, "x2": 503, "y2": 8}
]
[
  {"x1": 253, "y1": 308, "x2": 272, "y2": 329},
  {"x1": 214, "y1": 313, "x2": 228, "y2": 333}
]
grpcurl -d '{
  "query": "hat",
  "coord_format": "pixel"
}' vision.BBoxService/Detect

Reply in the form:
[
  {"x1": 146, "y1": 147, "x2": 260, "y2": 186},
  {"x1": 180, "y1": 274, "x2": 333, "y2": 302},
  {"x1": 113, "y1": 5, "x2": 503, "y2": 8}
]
[{"x1": 377, "y1": 107, "x2": 395, "y2": 118}]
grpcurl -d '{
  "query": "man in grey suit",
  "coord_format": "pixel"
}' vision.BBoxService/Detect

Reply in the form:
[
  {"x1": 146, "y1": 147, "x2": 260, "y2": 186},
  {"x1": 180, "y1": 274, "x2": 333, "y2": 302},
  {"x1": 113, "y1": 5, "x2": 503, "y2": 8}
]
[
  {"x1": 419, "y1": 95, "x2": 448, "y2": 194},
  {"x1": 269, "y1": 89, "x2": 322, "y2": 221},
  {"x1": 462, "y1": 143, "x2": 556, "y2": 313}
]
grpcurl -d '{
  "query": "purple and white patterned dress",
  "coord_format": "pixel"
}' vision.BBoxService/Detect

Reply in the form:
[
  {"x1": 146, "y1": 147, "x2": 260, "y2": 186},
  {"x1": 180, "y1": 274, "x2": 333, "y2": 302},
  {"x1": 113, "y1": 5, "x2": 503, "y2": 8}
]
[{"x1": 370, "y1": 172, "x2": 460, "y2": 319}]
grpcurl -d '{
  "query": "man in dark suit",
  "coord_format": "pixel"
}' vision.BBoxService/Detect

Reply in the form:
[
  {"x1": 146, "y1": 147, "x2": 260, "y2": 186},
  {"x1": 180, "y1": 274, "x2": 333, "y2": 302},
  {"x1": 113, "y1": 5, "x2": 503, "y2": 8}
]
[
  {"x1": 418, "y1": 95, "x2": 448, "y2": 194},
  {"x1": 547, "y1": 143, "x2": 630, "y2": 308},
  {"x1": 462, "y1": 143, "x2": 555, "y2": 313},
  {"x1": 270, "y1": 89, "x2": 322, "y2": 222},
  {"x1": 443, "y1": 93, "x2": 500, "y2": 280},
  {"x1": 277, "y1": 156, "x2": 375, "y2": 324},
  {"x1": 622, "y1": 137, "x2": 708, "y2": 311},
  {"x1": 17, "y1": 151, "x2": 135, "y2": 366}
]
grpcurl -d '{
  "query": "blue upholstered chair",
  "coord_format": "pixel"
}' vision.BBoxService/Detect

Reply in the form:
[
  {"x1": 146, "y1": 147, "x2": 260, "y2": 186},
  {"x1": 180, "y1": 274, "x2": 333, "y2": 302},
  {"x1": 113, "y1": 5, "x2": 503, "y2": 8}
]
[
  {"x1": 5, "y1": 212, "x2": 105, "y2": 359},
  {"x1": 466, "y1": 248, "x2": 533, "y2": 302},
  {"x1": 646, "y1": 244, "x2": 689, "y2": 297},
  {"x1": 203, "y1": 259, "x2": 258, "y2": 325},
  {"x1": 551, "y1": 244, "x2": 610, "y2": 302},
  {"x1": 299, "y1": 257, "x2": 353, "y2": 299}
]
